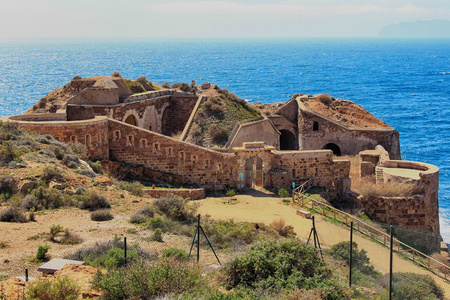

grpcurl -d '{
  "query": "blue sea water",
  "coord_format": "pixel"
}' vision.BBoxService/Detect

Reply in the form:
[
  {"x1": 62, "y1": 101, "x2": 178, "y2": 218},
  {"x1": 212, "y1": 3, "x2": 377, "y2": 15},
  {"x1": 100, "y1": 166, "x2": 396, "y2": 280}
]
[{"x1": 0, "y1": 38, "x2": 449, "y2": 239}]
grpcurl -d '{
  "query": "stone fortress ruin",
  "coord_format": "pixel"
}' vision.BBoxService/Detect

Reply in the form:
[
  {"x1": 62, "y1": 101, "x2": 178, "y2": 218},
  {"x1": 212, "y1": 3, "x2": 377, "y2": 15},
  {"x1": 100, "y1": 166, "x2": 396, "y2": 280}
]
[{"x1": 2, "y1": 75, "x2": 441, "y2": 246}]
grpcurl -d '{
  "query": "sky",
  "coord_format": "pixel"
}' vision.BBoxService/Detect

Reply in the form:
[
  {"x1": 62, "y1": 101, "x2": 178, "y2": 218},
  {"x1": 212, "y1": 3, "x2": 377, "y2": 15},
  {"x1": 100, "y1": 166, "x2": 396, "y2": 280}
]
[{"x1": 0, "y1": 0, "x2": 449, "y2": 38}]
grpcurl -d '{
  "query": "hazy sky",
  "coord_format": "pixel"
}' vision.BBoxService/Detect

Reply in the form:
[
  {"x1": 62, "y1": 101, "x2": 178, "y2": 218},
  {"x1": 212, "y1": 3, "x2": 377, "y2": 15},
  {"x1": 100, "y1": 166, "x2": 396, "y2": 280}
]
[{"x1": 1, "y1": 0, "x2": 449, "y2": 38}]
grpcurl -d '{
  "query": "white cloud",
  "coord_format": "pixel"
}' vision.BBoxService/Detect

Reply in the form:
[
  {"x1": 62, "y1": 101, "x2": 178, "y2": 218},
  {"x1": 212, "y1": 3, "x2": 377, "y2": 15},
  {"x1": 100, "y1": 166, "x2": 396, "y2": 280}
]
[
  {"x1": 144, "y1": 2, "x2": 390, "y2": 15},
  {"x1": 395, "y1": 4, "x2": 447, "y2": 15}
]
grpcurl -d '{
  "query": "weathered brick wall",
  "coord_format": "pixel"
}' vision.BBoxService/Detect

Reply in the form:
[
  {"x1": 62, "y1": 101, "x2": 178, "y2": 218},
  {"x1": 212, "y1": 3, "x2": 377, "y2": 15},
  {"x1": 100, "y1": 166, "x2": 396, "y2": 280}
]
[
  {"x1": 13, "y1": 117, "x2": 109, "y2": 160},
  {"x1": 67, "y1": 93, "x2": 198, "y2": 137},
  {"x1": 272, "y1": 150, "x2": 350, "y2": 198},
  {"x1": 298, "y1": 110, "x2": 401, "y2": 159},
  {"x1": 144, "y1": 188, "x2": 205, "y2": 200},
  {"x1": 108, "y1": 119, "x2": 237, "y2": 189},
  {"x1": 355, "y1": 195, "x2": 439, "y2": 233}
]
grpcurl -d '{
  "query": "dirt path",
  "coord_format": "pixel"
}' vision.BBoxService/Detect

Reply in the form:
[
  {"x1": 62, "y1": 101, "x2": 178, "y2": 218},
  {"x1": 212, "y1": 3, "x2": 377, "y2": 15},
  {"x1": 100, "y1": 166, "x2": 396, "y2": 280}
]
[{"x1": 197, "y1": 190, "x2": 450, "y2": 297}]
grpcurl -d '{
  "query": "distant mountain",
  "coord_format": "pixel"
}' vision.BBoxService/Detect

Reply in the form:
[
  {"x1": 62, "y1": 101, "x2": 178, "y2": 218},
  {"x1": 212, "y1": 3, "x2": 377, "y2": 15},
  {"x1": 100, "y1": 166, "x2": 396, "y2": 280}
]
[{"x1": 379, "y1": 20, "x2": 450, "y2": 38}]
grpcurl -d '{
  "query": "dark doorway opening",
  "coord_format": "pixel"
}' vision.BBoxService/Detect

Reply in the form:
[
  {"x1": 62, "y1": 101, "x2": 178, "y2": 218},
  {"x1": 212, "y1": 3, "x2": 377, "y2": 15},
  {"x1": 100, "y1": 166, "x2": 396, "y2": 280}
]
[
  {"x1": 124, "y1": 115, "x2": 137, "y2": 126},
  {"x1": 323, "y1": 143, "x2": 341, "y2": 156},
  {"x1": 279, "y1": 130, "x2": 296, "y2": 150}
]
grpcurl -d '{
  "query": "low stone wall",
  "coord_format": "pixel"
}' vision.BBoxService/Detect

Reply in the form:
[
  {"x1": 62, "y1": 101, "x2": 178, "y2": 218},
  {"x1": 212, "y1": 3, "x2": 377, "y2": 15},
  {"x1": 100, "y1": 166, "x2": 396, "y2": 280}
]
[
  {"x1": 144, "y1": 188, "x2": 205, "y2": 200},
  {"x1": 355, "y1": 194, "x2": 439, "y2": 233}
]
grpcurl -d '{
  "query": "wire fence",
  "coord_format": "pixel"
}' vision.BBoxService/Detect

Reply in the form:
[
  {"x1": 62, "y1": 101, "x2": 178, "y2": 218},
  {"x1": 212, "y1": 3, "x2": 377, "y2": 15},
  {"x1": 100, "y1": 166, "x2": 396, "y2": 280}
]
[
  {"x1": 2, "y1": 192, "x2": 450, "y2": 299},
  {"x1": 293, "y1": 189, "x2": 450, "y2": 298}
]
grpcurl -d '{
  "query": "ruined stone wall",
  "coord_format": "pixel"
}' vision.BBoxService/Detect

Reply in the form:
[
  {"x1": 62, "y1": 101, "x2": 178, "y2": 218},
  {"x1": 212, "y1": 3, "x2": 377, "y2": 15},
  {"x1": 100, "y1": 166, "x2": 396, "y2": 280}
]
[
  {"x1": 12, "y1": 117, "x2": 109, "y2": 161},
  {"x1": 144, "y1": 188, "x2": 205, "y2": 200},
  {"x1": 298, "y1": 110, "x2": 400, "y2": 159},
  {"x1": 355, "y1": 195, "x2": 439, "y2": 233},
  {"x1": 67, "y1": 94, "x2": 197, "y2": 137},
  {"x1": 271, "y1": 150, "x2": 350, "y2": 198},
  {"x1": 108, "y1": 120, "x2": 237, "y2": 189}
]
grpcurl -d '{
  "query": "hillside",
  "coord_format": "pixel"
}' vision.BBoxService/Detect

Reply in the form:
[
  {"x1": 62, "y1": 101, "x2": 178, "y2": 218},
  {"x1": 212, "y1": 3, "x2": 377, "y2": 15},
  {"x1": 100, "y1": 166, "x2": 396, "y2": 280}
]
[{"x1": 185, "y1": 86, "x2": 263, "y2": 147}]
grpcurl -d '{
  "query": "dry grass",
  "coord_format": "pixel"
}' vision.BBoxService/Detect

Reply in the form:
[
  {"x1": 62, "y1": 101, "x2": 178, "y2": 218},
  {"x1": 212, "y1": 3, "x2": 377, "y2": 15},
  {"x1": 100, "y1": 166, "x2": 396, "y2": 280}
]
[
  {"x1": 355, "y1": 179, "x2": 425, "y2": 198},
  {"x1": 270, "y1": 219, "x2": 296, "y2": 237}
]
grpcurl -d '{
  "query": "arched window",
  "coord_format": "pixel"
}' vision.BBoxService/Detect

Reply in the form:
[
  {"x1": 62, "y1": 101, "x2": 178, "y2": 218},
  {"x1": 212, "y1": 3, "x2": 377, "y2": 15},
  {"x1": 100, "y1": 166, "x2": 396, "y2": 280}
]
[{"x1": 313, "y1": 121, "x2": 319, "y2": 131}]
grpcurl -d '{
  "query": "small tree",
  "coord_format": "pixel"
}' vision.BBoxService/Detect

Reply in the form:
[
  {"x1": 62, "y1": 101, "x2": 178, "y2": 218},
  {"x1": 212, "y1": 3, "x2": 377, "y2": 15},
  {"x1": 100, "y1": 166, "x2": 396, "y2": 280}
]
[{"x1": 278, "y1": 188, "x2": 289, "y2": 200}]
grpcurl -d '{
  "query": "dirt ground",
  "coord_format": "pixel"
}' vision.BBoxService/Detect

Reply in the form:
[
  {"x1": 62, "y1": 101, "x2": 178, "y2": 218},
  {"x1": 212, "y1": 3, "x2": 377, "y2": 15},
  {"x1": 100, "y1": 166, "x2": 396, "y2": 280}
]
[{"x1": 1, "y1": 189, "x2": 450, "y2": 297}]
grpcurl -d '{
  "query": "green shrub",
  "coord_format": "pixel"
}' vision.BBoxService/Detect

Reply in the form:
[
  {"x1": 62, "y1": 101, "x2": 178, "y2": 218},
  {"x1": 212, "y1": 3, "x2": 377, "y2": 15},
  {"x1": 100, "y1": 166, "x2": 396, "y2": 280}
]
[
  {"x1": 202, "y1": 219, "x2": 256, "y2": 249},
  {"x1": 89, "y1": 160, "x2": 103, "y2": 174},
  {"x1": 73, "y1": 168, "x2": 96, "y2": 178},
  {"x1": 62, "y1": 154, "x2": 80, "y2": 168},
  {"x1": 117, "y1": 180, "x2": 144, "y2": 196},
  {"x1": 161, "y1": 82, "x2": 170, "y2": 88},
  {"x1": 130, "y1": 205, "x2": 154, "y2": 224},
  {"x1": 136, "y1": 76, "x2": 148, "y2": 85},
  {"x1": 278, "y1": 188, "x2": 289, "y2": 199},
  {"x1": 0, "y1": 141, "x2": 21, "y2": 166},
  {"x1": 162, "y1": 248, "x2": 187, "y2": 261},
  {"x1": 26, "y1": 276, "x2": 80, "y2": 300},
  {"x1": 49, "y1": 224, "x2": 65, "y2": 241},
  {"x1": 152, "y1": 194, "x2": 196, "y2": 222},
  {"x1": 329, "y1": 242, "x2": 375, "y2": 276},
  {"x1": 91, "y1": 209, "x2": 114, "y2": 221},
  {"x1": 0, "y1": 207, "x2": 28, "y2": 222},
  {"x1": 77, "y1": 191, "x2": 110, "y2": 211},
  {"x1": 224, "y1": 239, "x2": 344, "y2": 297},
  {"x1": 0, "y1": 175, "x2": 14, "y2": 201},
  {"x1": 209, "y1": 124, "x2": 228, "y2": 145},
  {"x1": 36, "y1": 245, "x2": 51, "y2": 261},
  {"x1": 124, "y1": 79, "x2": 146, "y2": 94},
  {"x1": 226, "y1": 189, "x2": 236, "y2": 197},
  {"x1": 152, "y1": 228, "x2": 163, "y2": 242},
  {"x1": 41, "y1": 166, "x2": 64, "y2": 183},
  {"x1": 32, "y1": 186, "x2": 67, "y2": 210},
  {"x1": 72, "y1": 75, "x2": 82, "y2": 80},
  {"x1": 93, "y1": 258, "x2": 207, "y2": 299},
  {"x1": 70, "y1": 142, "x2": 87, "y2": 159},
  {"x1": 382, "y1": 272, "x2": 444, "y2": 300}
]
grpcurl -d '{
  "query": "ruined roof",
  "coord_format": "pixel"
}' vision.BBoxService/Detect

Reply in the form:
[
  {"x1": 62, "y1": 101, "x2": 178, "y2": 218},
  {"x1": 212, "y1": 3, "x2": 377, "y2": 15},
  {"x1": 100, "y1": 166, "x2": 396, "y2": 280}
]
[
  {"x1": 93, "y1": 77, "x2": 118, "y2": 89},
  {"x1": 300, "y1": 95, "x2": 392, "y2": 129}
]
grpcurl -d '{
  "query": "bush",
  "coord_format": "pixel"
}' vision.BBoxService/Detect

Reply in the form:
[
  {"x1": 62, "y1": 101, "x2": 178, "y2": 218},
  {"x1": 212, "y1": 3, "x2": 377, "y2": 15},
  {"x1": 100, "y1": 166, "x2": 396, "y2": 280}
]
[
  {"x1": 161, "y1": 82, "x2": 171, "y2": 88},
  {"x1": 70, "y1": 142, "x2": 88, "y2": 159},
  {"x1": 152, "y1": 228, "x2": 163, "y2": 242},
  {"x1": 36, "y1": 245, "x2": 51, "y2": 261},
  {"x1": 162, "y1": 248, "x2": 187, "y2": 261},
  {"x1": 93, "y1": 258, "x2": 207, "y2": 299},
  {"x1": 72, "y1": 75, "x2": 82, "y2": 80},
  {"x1": 0, "y1": 141, "x2": 21, "y2": 166},
  {"x1": 226, "y1": 189, "x2": 236, "y2": 197},
  {"x1": 41, "y1": 166, "x2": 64, "y2": 183},
  {"x1": 278, "y1": 188, "x2": 289, "y2": 199},
  {"x1": 111, "y1": 71, "x2": 122, "y2": 77},
  {"x1": 77, "y1": 191, "x2": 111, "y2": 211},
  {"x1": 73, "y1": 168, "x2": 96, "y2": 178},
  {"x1": 62, "y1": 154, "x2": 80, "y2": 168},
  {"x1": 91, "y1": 209, "x2": 114, "y2": 221},
  {"x1": 209, "y1": 124, "x2": 228, "y2": 145},
  {"x1": 130, "y1": 205, "x2": 154, "y2": 224},
  {"x1": 89, "y1": 160, "x2": 103, "y2": 174},
  {"x1": 315, "y1": 94, "x2": 333, "y2": 106},
  {"x1": 136, "y1": 76, "x2": 148, "y2": 85},
  {"x1": 124, "y1": 79, "x2": 146, "y2": 94},
  {"x1": 202, "y1": 218, "x2": 256, "y2": 249},
  {"x1": 382, "y1": 272, "x2": 444, "y2": 300},
  {"x1": 118, "y1": 180, "x2": 144, "y2": 196},
  {"x1": 0, "y1": 175, "x2": 14, "y2": 200},
  {"x1": 224, "y1": 239, "x2": 343, "y2": 297},
  {"x1": 49, "y1": 224, "x2": 65, "y2": 241},
  {"x1": 270, "y1": 219, "x2": 296, "y2": 237},
  {"x1": 152, "y1": 194, "x2": 196, "y2": 221},
  {"x1": 26, "y1": 276, "x2": 80, "y2": 300},
  {"x1": 32, "y1": 186, "x2": 67, "y2": 210},
  {"x1": 329, "y1": 241, "x2": 376, "y2": 276},
  {"x1": 0, "y1": 207, "x2": 28, "y2": 222}
]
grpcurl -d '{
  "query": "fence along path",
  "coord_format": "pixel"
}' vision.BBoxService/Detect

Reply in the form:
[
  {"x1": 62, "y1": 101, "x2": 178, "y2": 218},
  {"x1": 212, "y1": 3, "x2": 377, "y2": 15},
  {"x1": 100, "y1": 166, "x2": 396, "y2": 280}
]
[{"x1": 292, "y1": 188, "x2": 450, "y2": 281}]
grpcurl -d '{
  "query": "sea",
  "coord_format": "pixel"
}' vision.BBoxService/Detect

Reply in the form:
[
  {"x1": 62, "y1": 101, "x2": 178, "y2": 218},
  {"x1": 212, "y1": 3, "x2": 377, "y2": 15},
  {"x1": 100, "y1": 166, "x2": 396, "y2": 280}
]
[{"x1": 0, "y1": 38, "x2": 449, "y2": 240}]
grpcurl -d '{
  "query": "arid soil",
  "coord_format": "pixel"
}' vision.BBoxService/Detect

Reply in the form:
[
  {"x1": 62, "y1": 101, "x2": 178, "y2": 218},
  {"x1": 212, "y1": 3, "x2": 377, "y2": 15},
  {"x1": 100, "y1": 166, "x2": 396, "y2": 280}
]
[{"x1": 1, "y1": 189, "x2": 449, "y2": 298}]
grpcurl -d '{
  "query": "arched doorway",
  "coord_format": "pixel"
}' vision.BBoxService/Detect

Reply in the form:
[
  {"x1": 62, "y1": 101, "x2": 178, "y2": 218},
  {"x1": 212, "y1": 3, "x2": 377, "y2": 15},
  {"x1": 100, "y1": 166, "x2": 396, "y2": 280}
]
[
  {"x1": 323, "y1": 143, "x2": 341, "y2": 156},
  {"x1": 124, "y1": 114, "x2": 137, "y2": 126},
  {"x1": 279, "y1": 130, "x2": 296, "y2": 150},
  {"x1": 244, "y1": 157, "x2": 264, "y2": 188}
]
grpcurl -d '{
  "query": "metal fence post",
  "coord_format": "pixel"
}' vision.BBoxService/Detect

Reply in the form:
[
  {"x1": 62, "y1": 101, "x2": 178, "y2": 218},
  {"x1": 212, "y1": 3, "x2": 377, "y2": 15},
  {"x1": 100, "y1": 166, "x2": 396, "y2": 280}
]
[
  {"x1": 124, "y1": 236, "x2": 127, "y2": 266},
  {"x1": 25, "y1": 268, "x2": 28, "y2": 282},
  {"x1": 197, "y1": 214, "x2": 201, "y2": 262},
  {"x1": 389, "y1": 226, "x2": 394, "y2": 300},
  {"x1": 349, "y1": 221, "x2": 353, "y2": 287}
]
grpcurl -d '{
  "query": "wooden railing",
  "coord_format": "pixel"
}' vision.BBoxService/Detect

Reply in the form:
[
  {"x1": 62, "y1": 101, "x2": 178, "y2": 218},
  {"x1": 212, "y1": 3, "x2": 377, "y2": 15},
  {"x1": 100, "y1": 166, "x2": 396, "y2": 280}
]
[{"x1": 293, "y1": 191, "x2": 450, "y2": 280}]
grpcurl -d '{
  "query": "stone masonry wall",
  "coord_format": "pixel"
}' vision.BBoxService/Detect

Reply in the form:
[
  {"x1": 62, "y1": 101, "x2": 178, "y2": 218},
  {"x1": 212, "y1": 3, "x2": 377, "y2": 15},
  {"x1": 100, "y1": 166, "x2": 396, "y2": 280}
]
[
  {"x1": 108, "y1": 119, "x2": 237, "y2": 189},
  {"x1": 144, "y1": 188, "x2": 205, "y2": 200},
  {"x1": 13, "y1": 117, "x2": 109, "y2": 161},
  {"x1": 271, "y1": 150, "x2": 350, "y2": 198},
  {"x1": 298, "y1": 110, "x2": 400, "y2": 159}
]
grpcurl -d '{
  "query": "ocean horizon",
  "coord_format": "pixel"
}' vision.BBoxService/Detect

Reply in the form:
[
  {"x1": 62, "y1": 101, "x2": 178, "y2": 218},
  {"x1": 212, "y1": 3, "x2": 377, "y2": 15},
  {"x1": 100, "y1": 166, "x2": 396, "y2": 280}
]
[{"x1": 1, "y1": 37, "x2": 449, "y2": 241}]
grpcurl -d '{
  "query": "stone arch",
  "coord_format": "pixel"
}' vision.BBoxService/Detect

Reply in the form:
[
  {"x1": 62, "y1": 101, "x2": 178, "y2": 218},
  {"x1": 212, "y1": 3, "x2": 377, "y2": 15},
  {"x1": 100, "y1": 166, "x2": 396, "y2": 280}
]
[
  {"x1": 279, "y1": 130, "x2": 296, "y2": 150},
  {"x1": 124, "y1": 114, "x2": 137, "y2": 126},
  {"x1": 323, "y1": 143, "x2": 341, "y2": 156}
]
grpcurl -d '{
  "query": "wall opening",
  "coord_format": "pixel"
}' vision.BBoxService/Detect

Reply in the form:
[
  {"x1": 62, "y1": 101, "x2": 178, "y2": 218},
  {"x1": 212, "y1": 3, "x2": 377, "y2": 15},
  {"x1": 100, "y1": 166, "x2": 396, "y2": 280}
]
[
  {"x1": 279, "y1": 130, "x2": 296, "y2": 150},
  {"x1": 244, "y1": 156, "x2": 264, "y2": 188},
  {"x1": 313, "y1": 121, "x2": 319, "y2": 131},
  {"x1": 124, "y1": 114, "x2": 137, "y2": 126},
  {"x1": 323, "y1": 143, "x2": 341, "y2": 156}
]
